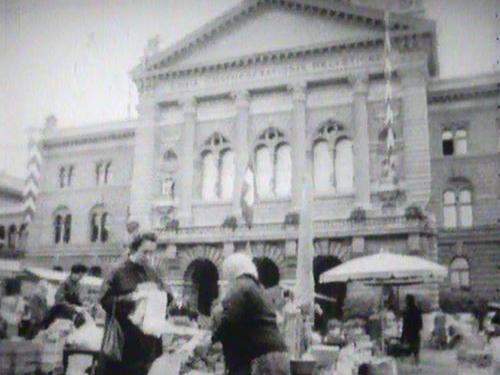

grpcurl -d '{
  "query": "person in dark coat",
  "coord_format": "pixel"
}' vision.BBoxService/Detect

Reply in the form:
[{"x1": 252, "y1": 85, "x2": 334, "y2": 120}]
[
  {"x1": 98, "y1": 232, "x2": 165, "y2": 375},
  {"x1": 401, "y1": 294, "x2": 423, "y2": 365},
  {"x1": 212, "y1": 253, "x2": 290, "y2": 375}
]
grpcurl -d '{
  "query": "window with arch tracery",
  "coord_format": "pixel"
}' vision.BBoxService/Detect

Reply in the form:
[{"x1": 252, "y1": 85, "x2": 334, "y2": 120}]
[
  {"x1": 254, "y1": 128, "x2": 292, "y2": 199},
  {"x1": 90, "y1": 207, "x2": 109, "y2": 243},
  {"x1": 53, "y1": 208, "x2": 71, "y2": 244},
  {"x1": 312, "y1": 122, "x2": 353, "y2": 193},
  {"x1": 58, "y1": 165, "x2": 74, "y2": 188},
  {"x1": 443, "y1": 184, "x2": 473, "y2": 229},
  {"x1": 450, "y1": 257, "x2": 470, "y2": 290},
  {"x1": 200, "y1": 133, "x2": 234, "y2": 201}
]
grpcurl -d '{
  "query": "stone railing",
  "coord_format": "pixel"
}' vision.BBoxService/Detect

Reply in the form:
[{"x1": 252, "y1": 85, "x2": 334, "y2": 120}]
[{"x1": 157, "y1": 216, "x2": 429, "y2": 243}]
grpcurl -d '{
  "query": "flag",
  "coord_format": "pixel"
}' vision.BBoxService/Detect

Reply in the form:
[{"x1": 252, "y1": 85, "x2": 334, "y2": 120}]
[
  {"x1": 295, "y1": 170, "x2": 315, "y2": 309},
  {"x1": 240, "y1": 160, "x2": 255, "y2": 228}
]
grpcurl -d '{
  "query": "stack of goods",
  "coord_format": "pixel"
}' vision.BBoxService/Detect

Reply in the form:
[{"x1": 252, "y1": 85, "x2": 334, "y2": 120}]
[
  {"x1": 179, "y1": 342, "x2": 224, "y2": 374},
  {"x1": 34, "y1": 319, "x2": 73, "y2": 373},
  {"x1": 0, "y1": 340, "x2": 41, "y2": 375}
]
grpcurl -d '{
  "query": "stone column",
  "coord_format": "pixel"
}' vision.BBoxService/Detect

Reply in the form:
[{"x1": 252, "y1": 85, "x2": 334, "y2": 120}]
[
  {"x1": 179, "y1": 97, "x2": 197, "y2": 226},
  {"x1": 232, "y1": 91, "x2": 250, "y2": 217},
  {"x1": 129, "y1": 100, "x2": 159, "y2": 230},
  {"x1": 290, "y1": 82, "x2": 307, "y2": 210},
  {"x1": 400, "y1": 65, "x2": 431, "y2": 206},
  {"x1": 350, "y1": 74, "x2": 371, "y2": 208}
]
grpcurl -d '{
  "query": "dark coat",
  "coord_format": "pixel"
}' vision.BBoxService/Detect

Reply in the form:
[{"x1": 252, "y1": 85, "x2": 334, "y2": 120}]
[
  {"x1": 55, "y1": 277, "x2": 82, "y2": 306},
  {"x1": 213, "y1": 274, "x2": 287, "y2": 375},
  {"x1": 99, "y1": 259, "x2": 164, "y2": 375},
  {"x1": 401, "y1": 305, "x2": 423, "y2": 343}
]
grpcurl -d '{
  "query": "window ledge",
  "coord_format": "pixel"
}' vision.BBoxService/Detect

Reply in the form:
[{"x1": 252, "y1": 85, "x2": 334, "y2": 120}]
[{"x1": 314, "y1": 191, "x2": 355, "y2": 199}]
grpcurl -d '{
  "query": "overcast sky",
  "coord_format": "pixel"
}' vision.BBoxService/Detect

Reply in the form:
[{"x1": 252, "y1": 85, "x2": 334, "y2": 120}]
[{"x1": 0, "y1": 0, "x2": 497, "y2": 179}]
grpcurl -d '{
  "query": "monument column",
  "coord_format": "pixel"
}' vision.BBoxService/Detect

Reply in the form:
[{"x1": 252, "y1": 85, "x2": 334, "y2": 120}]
[
  {"x1": 290, "y1": 82, "x2": 307, "y2": 210},
  {"x1": 130, "y1": 100, "x2": 159, "y2": 229},
  {"x1": 232, "y1": 90, "x2": 250, "y2": 217},
  {"x1": 179, "y1": 97, "x2": 197, "y2": 226},
  {"x1": 350, "y1": 73, "x2": 371, "y2": 208},
  {"x1": 400, "y1": 64, "x2": 431, "y2": 206}
]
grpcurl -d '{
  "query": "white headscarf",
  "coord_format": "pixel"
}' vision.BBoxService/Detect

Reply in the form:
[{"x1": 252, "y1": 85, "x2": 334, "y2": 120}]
[{"x1": 222, "y1": 253, "x2": 258, "y2": 283}]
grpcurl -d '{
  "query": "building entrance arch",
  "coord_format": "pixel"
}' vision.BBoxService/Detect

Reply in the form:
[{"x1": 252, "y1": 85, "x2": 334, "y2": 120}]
[
  {"x1": 313, "y1": 255, "x2": 346, "y2": 331},
  {"x1": 184, "y1": 258, "x2": 219, "y2": 316}
]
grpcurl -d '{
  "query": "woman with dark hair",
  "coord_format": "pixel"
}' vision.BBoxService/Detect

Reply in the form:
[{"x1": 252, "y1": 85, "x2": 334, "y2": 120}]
[
  {"x1": 98, "y1": 231, "x2": 165, "y2": 375},
  {"x1": 401, "y1": 294, "x2": 423, "y2": 366}
]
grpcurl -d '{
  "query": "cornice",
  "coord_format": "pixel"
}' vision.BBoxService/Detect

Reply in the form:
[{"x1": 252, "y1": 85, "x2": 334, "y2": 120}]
[
  {"x1": 43, "y1": 130, "x2": 135, "y2": 150},
  {"x1": 132, "y1": 0, "x2": 434, "y2": 77}
]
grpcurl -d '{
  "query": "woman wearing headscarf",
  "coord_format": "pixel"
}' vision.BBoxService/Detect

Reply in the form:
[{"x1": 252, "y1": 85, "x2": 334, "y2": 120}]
[
  {"x1": 212, "y1": 253, "x2": 290, "y2": 375},
  {"x1": 98, "y1": 232, "x2": 165, "y2": 375}
]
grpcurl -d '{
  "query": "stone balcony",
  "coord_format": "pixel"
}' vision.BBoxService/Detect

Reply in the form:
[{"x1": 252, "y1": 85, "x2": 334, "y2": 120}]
[{"x1": 156, "y1": 216, "x2": 432, "y2": 244}]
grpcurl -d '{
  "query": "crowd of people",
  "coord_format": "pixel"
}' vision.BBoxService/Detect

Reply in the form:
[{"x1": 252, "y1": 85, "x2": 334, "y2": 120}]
[{"x1": 1, "y1": 230, "x2": 499, "y2": 375}]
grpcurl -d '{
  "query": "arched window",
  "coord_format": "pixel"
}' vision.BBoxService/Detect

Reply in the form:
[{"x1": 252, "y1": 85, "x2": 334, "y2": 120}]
[
  {"x1": 458, "y1": 189, "x2": 473, "y2": 228},
  {"x1": 59, "y1": 167, "x2": 66, "y2": 188},
  {"x1": 443, "y1": 181, "x2": 473, "y2": 229},
  {"x1": 254, "y1": 128, "x2": 291, "y2": 199},
  {"x1": 443, "y1": 190, "x2": 457, "y2": 228},
  {"x1": 450, "y1": 257, "x2": 470, "y2": 290},
  {"x1": 53, "y1": 208, "x2": 71, "y2": 244},
  {"x1": 202, "y1": 151, "x2": 218, "y2": 201},
  {"x1": 200, "y1": 133, "x2": 234, "y2": 201},
  {"x1": 104, "y1": 162, "x2": 112, "y2": 184},
  {"x1": 255, "y1": 145, "x2": 273, "y2": 198},
  {"x1": 312, "y1": 121, "x2": 352, "y2": 194},
  {"x1": 335, "y1": 138, "x2": 354, "y2": 192},
  {"x1": 313, "y1": 140, "x2": 332, "y2": 193},
  {"x1": 220, "y1": 150, "x2": 235, "y2": 200},
  {"x1": 275, "y1": 144, "x2": 292, "y2": 198},
  {"x1": 7, "y1": 225, "x2": 16, "y2": 249},
  {"x1": 63, "y1": 215, "x2": 71, "y2": 243},
  {"x1": 90, "y1": 206, "x2": 110, "y2": 243},
  {"x1": 67, "y1": 166, "x2": 74, "y2": 187}
]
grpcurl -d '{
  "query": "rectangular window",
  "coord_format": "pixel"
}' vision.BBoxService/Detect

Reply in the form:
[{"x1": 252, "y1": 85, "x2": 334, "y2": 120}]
[
  {"x1": 442, "y1": 130, "x2": 454, "y2": 155},
  {"x1": 455, "y1": 129, "x2": 467, "y2": 155}
]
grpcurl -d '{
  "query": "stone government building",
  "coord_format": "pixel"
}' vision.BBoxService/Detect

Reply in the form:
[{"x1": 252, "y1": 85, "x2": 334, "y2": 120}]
[{"x1": 21, "y1": 0, "x2": 499, "y2": 316}]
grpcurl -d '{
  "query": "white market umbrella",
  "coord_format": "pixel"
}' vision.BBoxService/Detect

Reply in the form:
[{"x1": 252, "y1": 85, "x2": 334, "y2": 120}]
[
  {"x1": 319, "y1": 251, "x2": 447, "y2": 285},
  {"x1": 23, "y1": 266, "x2": 103, "y2": 288}
]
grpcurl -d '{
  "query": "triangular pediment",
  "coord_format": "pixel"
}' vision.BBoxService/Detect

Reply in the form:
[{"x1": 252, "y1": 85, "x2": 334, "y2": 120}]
[{"x1": 133, "y1": 0, "x2": 436, "y2": 79}]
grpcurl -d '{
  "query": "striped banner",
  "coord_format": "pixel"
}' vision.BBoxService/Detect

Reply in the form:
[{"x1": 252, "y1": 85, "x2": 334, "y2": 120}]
[{"x1": 23, "y1": 127, "x2": 42, "y2": 225}]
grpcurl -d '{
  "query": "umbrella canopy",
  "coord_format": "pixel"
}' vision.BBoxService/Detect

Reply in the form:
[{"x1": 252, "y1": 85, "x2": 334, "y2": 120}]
[
  {"x1": 319, "y1": 251, "x2": 447, "y2": 284},
  {"x1": 23, "y1": 266, "x2": 103, "y2": 288}
]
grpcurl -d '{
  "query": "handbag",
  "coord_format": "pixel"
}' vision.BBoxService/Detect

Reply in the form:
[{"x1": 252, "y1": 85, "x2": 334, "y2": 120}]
[{"x1": 101, "y1": 301, "x2": 124, "y2": 361}]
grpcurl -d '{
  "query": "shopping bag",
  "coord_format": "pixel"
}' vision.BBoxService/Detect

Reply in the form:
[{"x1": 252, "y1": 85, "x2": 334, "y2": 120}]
[{"x1": 101, "y1": 302, "x2": 124, "y2": 361}]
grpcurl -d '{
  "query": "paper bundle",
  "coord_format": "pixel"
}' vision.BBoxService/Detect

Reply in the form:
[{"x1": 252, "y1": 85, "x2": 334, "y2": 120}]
[{"x1": 129, "y1": 282, "x2": 167, "y2": 337}]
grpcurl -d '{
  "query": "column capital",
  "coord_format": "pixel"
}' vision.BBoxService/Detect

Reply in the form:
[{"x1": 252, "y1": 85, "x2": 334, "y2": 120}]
[
  {"x1": 348, "y1": 73, "x2": 369, "y2": 94},
  {"x1": 180, "y1": 97, "x2": 197, "y2": 114},
  {"x1": 288, "y1": 82, "x2": 307, "y2": 102},
  {"x1": 231, "y1": 90, "x2": 250, "y2": 108}
]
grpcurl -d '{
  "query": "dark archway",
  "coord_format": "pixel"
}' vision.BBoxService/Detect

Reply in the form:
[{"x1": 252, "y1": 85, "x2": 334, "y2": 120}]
[
  {"x1": 313, "y1": 256, "x2": 346, "y2": 331},
  {"x1": 253, "y1": 257, "x2": 280, "y2": 289},
  {"x1": 184, "y1": 259, "x2": 219, "y2": 316}
]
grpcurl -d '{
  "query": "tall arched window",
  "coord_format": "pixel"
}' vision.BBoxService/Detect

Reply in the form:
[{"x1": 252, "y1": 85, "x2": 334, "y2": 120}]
[
  {"x1": 450, "y1": 257, "x2": 470, "y2": 290},
  {"x1": 254, "y1": 128, "x2": 291, "y2": 199},
  {"x1": 335, "y1": 138, "x2": 354, "y2": 192},
  {"x1": 443, "y1": 190, "x2": 457, "y2": 228},
  {"x1": 201, "y1": 151, "x2": 218, "y2": 201},
  {"x1": 200, "y1": 133, "x2": 234, "y2": 201},
  {"x1": 90, "y1": 206, "x2": 110, "y2": 243},
  {"x1": 220, "y1": 150, "x2": 235, "y2": 200},
  {"x1": 0, "y1": 225, "x2": 4, "y2": 249},
  {"x1": 275, "y1": 144, "x2": 292, "y2": 197},
  {"x1": 7, "y1": 225, "x2": 16, "y2": 249},
  {"x1": 313, "y1": 140, "x2": 332, "y2": 193},
  {"x1": 443, "y1": 181, "x2": 473, "y2": 229},
  {"x1": 53, "y1": 208, "x2": 71, "y2": 244},
  {"x1": 312, "y1": 121, "x2": 352, "y2": 193}
]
